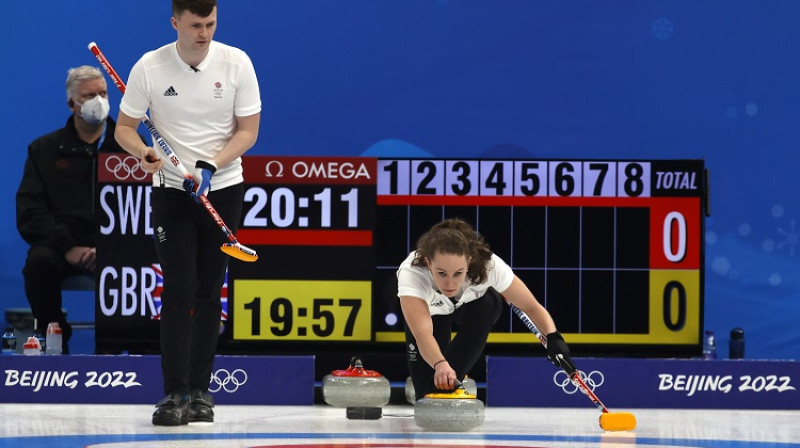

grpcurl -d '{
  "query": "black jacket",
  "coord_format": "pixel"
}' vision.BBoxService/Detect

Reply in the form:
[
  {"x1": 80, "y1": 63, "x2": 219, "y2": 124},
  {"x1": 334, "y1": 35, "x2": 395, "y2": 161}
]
[{"x1": 16, "y1": 115, "x2": 131, "y2": 256}]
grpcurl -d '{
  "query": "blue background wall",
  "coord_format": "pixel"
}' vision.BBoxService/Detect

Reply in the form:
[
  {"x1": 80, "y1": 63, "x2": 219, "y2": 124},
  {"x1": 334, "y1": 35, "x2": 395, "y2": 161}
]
[{"x1": 2, "y1": 0, "x2": 798, "y2": 359}]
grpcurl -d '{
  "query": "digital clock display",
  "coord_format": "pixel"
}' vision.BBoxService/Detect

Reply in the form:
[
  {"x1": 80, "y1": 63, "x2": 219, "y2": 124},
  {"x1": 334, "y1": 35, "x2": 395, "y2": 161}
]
[
  {"x1": 236, "y1": 156, "x2": 376, "y2": 247},
  {"x1": 233, "y1": 280, "x2": 372, "y2": 341},
  {"x1": 242, "y1": 186, "x2": 361, "y2": 229},
  {"x1": 230, "y1": 156, "x2": 377, "y2": 342}
]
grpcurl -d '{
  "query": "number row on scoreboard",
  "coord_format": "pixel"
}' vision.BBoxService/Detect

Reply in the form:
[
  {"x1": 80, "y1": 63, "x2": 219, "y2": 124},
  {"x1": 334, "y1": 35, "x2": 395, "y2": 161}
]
[{"x1": 378, "y1": 160, "x2": 652, "y2": 197}]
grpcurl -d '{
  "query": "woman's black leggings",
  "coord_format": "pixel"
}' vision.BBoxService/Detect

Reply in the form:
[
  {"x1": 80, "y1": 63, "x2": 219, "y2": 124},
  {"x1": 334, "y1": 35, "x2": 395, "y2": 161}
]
[{"x1": 404, "y1": 287, "x2": 504, "y2": 400}]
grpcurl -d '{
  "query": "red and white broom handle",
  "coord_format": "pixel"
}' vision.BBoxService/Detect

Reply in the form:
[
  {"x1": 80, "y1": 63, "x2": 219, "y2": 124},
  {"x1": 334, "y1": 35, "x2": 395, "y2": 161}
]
[{"x1": 510, "y1": 303, "x2": 610, "y2": 414}]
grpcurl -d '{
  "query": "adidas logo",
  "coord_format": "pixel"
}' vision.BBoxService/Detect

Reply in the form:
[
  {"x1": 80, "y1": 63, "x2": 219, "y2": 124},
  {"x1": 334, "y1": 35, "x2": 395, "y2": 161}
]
[{"x1": 163, "y1": 86, "x2": 178, "y2": 96}]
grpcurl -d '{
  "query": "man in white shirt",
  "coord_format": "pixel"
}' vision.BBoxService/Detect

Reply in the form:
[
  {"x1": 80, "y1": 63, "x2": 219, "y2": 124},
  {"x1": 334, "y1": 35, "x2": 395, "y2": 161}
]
[{"x1": 114, "y1": 0, "x2": 260, "y2": 426}]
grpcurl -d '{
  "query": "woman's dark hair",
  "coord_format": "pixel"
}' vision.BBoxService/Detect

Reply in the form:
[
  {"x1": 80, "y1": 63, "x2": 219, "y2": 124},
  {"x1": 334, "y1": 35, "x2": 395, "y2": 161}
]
[
  {"x1": 173, "y1": 0, "x2": 216, "y2": 18},
  {"x1": 411, "y1": 218, "x2": 494, "y2": 284}
]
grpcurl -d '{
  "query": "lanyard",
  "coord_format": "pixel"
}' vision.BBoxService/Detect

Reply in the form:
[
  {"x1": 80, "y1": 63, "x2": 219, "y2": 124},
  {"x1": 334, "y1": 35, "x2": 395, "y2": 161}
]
[{"x1": 96, "y1": 122, "x2": 107, "y2": 150}]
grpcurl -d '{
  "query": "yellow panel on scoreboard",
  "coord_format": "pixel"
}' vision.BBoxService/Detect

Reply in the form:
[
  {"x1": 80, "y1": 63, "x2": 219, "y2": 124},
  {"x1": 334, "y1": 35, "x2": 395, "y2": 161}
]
[
  {"x1": 647, "y1": 269, "x2": 701, "y2": 344},
  {"x1": 233, "y1": 280, "x2": 372, "y2": 341}
]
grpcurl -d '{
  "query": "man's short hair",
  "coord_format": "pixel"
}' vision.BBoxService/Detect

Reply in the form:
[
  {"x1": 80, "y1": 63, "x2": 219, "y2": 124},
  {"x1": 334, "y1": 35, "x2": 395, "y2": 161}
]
[
  {"x1": 173, "y1": 0, "x2": 216, "y2": 18},
  {"x1": 66, "y1": 66, "x2": 105, "y2": 102}
]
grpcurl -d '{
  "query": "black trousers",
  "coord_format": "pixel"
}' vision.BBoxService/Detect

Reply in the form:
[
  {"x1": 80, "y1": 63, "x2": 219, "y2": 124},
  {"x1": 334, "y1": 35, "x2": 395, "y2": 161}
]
[
  {"x1": 404, "y1": 287, "x2": 504, "y2": 400},
  {"x1": 151, "y1": 184, "x2": 243, "y2": 396},
  {"x1": 21, "y1": 245, "x2": 78, "y2": 351}
]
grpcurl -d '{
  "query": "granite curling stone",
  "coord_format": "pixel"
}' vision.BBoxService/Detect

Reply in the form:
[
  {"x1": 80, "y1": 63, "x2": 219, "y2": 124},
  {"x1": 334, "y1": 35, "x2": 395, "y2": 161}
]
[
  {"x1": 405, "y1": 376, "x2": 416, "y2": 404},
  {"x1": 405, "y1": 376, "x2": 478, "y2": 404},
  {"x1": 414, "y1": 381, "x2": 485, "y2": 432},
  {"x1": 322, "y1": 357, "x2": 390, "y2": 408}
]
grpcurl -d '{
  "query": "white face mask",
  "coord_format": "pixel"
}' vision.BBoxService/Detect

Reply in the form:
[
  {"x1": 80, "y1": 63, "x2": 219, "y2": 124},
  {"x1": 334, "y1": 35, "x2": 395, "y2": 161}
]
[{"x1": 76, "y1": 95, "x2": 110, "y2": 126}]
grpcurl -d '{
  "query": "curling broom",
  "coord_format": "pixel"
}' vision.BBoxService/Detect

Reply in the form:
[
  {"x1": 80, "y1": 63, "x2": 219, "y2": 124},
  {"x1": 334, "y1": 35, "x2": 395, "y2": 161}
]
[
  {"x1": 510, "y1": 303, "x2": 637, "y2": 431},
  {"x1": 87, "y1": 41, "x2": 258, "y2": 262}
]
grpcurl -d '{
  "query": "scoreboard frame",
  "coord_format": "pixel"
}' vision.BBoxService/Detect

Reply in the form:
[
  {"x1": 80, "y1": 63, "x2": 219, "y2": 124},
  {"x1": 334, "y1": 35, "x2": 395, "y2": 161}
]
[{"x1": 95, "y1": 155, "x2": 707, "y2": 358}]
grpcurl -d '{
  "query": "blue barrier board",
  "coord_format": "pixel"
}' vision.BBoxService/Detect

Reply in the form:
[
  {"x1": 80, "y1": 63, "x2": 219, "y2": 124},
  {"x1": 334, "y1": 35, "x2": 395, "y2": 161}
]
[
  {"x1": 487, "y1": 357, "x2": 800, "y2": 409},
  {"x1": 0, "y1": 355, "x2": 314, "y2": 405}
]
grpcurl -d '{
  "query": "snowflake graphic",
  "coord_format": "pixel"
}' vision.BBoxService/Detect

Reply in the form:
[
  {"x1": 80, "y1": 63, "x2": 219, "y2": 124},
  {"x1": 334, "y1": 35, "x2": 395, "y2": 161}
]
[
  {"x1": 652, "y1": 17, "x2": 674, "y2": 41},
  {"x1": 777, "y1": 219, "x2": 799, "y2": 257}
]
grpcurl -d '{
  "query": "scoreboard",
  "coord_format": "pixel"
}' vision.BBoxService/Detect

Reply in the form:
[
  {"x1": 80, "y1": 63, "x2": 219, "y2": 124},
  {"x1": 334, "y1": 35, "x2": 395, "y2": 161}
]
[
  {"x1": 230, "y1": 157, "x2": 706, "y2": 355},
  {"x1": 96, "y1": 155, "x2": 706, "y2": 356},
  {"x1": 370, "y1": 159, "x2": 706, "y2": 354}
]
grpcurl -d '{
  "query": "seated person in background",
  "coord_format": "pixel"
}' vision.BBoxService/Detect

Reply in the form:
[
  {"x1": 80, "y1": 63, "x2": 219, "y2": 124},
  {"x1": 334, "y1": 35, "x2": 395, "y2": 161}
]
[
  {"x1": 398, "y1": 218, "x2": 572, "y2": 399},
  {"x1": 15, "y1": 65, "x2": 140, "y2": 353}
]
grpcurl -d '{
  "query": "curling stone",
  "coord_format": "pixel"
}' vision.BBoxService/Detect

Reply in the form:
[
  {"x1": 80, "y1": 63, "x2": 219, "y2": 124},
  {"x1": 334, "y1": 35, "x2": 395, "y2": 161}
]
[
  {"x1": 405, "y1": 375, "x2": 478, "y2": 404},
  {"x1": 321, "y1": 357, "x2": 390, "y2": 408},
  {"x1": 405, "y1": 376, "x2": 415, "y2": 404},
  {"x1": 414, "y1": 381, "x2": 485, "y2": 432}
]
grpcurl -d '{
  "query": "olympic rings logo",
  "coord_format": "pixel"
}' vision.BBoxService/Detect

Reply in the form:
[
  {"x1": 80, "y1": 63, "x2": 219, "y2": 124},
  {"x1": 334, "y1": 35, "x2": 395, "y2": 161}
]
[
  {"x1": 105, "y1": 155, "x2": 149, "y2": 181},
  {"x1": 209, "y1": 368, "x2": 248, "y2": 393},
  {"x1": 553, "y1": 370, "x2": 605, "y2": 394}
]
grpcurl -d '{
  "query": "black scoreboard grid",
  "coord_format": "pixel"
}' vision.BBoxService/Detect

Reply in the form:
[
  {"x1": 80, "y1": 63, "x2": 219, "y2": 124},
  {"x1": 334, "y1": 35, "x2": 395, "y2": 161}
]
[{"x1": 372, "y1": 159, "x2": 707, "y2": 357}]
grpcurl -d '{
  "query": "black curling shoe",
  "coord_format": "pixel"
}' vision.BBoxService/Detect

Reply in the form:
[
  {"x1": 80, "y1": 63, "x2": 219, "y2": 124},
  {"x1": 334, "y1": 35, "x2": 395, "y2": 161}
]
[
  {"x1": 152, "y1": 393, "x2": 189, "y2": 426},
  {"x1": 189, "y1": 389, "x2": 215, "y2": 423}
]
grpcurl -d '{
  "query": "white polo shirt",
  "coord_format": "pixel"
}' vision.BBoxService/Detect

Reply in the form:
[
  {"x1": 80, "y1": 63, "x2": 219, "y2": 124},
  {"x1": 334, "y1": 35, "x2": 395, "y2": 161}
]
[
  {"x1": 120, "y1": 41, "x2": 261, "y2": 191},
  {"x1": 396, "y1": 251, "x2": 515, "y2": 316}
]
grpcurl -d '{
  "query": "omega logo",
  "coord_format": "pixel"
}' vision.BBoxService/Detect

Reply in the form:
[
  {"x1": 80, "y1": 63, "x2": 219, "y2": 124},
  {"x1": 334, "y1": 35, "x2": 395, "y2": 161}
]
[{"x1": 264, "y1": 160, "x2": 371, "y2": 180}]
